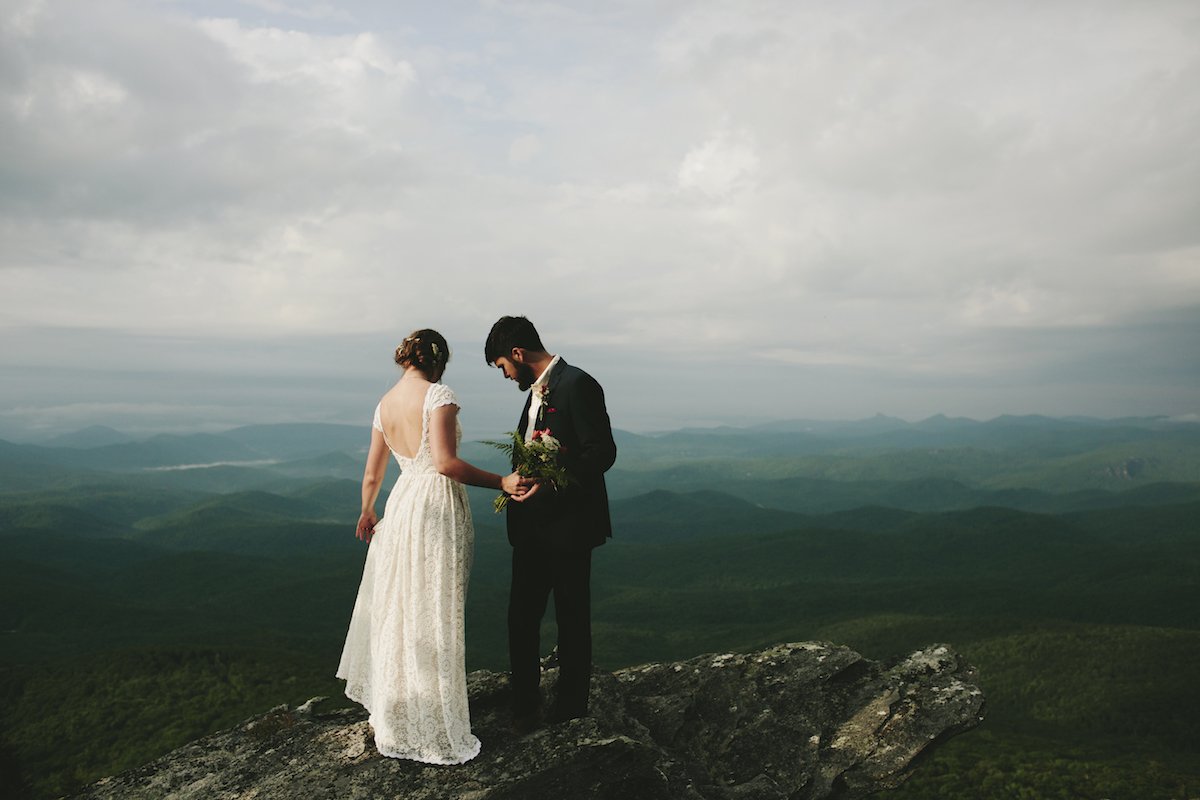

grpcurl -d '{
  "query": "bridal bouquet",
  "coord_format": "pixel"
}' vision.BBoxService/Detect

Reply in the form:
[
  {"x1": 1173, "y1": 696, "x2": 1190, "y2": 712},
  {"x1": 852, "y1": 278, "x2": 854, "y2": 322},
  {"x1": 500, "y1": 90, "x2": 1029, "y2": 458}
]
[{"x1": 483, "y1": 429, "x2": 575, "y2": 512}]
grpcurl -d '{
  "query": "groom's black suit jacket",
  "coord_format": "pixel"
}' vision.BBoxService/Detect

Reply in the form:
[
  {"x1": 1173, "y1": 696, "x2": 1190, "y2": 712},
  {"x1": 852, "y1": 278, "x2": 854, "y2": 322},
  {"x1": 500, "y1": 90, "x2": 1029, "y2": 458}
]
[{"x1": 507, "y1": 359, "x2": 616, "y2": 552}]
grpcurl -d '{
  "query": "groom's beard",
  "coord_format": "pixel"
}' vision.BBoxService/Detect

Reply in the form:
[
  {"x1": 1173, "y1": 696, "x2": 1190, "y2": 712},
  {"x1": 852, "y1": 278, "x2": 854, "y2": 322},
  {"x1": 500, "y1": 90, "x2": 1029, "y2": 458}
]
[{"x1": 515, "y1": 362, "x2": 537, "y2": 391}]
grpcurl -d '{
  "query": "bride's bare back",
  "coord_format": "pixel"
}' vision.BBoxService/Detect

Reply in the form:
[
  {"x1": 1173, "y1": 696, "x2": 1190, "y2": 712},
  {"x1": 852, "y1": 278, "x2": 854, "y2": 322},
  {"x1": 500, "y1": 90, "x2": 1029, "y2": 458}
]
[{"x1": 377, "y1": 376, "x2": 434, "y2": 459}]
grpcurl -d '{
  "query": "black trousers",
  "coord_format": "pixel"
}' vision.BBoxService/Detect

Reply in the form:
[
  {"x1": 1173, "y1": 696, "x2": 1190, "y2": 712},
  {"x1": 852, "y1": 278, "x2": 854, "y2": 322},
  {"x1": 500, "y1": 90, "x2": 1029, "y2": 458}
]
[{"x1": 508, "y1": 546, "x2": 593, "y2": 717}]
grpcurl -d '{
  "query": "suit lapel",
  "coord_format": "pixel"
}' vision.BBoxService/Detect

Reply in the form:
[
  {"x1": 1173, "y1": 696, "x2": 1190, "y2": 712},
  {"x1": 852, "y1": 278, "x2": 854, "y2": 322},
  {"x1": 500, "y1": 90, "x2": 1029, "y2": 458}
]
[
  {"x1": 517, "y1": 393, "x2": 533, "y2": 437},
  {"x1": 547, "y1": 358, "x2": 567, "y2": 392}
]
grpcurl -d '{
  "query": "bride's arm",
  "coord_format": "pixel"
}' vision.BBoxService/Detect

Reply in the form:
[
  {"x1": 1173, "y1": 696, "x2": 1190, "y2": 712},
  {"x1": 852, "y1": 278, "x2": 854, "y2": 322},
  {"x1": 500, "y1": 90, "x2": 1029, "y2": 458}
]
[
  {"x1": 357, "y1": 427, "x2": 389, "y2": 542},
  {"x1": 430, "y1": 404, "x2": 528, "y2": 495}
]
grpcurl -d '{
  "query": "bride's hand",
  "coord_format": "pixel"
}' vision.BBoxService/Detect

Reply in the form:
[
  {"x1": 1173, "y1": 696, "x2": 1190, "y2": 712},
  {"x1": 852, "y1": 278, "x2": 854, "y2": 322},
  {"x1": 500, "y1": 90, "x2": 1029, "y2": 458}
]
[
  {"x1": 356, "y1": 510, "x2": 377, "y2": 543},
  {"x1": 500, "y1": 471, "x2": 533, "y2": 497}
]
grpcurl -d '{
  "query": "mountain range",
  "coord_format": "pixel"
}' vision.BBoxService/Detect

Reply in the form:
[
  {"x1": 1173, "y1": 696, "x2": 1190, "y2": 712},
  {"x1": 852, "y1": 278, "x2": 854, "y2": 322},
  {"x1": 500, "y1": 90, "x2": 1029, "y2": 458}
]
[{"x1": 1, "y1": 414, "x2": 1198, "y2": 799}]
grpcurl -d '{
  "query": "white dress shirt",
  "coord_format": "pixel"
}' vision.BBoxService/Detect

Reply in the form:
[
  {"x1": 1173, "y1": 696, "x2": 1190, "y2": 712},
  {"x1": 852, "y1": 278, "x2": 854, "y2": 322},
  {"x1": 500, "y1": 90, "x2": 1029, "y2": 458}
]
[{"x1": 525, "y1": 354, "x2": 560, "y2": 442}]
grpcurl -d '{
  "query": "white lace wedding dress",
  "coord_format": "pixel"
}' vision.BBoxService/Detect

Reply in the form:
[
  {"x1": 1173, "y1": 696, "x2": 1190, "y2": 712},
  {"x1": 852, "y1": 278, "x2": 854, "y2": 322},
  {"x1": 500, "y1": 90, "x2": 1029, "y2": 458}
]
[{"x1": 336, "y1": 383, "x2": 481, "y2": 764}]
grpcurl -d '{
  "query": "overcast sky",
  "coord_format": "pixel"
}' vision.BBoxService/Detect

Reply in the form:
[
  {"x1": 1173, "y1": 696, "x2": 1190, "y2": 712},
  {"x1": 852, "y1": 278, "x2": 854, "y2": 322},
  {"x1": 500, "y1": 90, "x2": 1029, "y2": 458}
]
[{"x1": 2, "y1": 0, "x2": 1198, "y2": 438}]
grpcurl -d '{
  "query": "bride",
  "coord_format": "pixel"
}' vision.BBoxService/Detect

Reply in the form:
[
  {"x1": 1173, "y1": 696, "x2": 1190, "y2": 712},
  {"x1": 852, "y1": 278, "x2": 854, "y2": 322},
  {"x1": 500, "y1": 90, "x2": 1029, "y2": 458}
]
[{"x1": 337, "y1": 328, "x2": 530, "y2": 764}]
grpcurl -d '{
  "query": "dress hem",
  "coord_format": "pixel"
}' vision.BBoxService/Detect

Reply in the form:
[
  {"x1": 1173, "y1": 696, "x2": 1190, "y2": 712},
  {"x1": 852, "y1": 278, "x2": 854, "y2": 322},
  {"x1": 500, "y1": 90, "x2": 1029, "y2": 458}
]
[
  {"x1": 376, "y1": 737, "x2": 482, "y2": 766},
  {"x1": 337, "y1": 679, "x2": 481, "y2": 766}
]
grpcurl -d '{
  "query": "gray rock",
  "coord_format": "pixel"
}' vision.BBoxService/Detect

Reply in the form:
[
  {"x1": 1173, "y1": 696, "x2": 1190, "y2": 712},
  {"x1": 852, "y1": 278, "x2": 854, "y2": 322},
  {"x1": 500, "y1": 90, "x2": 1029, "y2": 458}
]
[{"x1": 74, "y1": 642, "x2": 984, "y2": 800}]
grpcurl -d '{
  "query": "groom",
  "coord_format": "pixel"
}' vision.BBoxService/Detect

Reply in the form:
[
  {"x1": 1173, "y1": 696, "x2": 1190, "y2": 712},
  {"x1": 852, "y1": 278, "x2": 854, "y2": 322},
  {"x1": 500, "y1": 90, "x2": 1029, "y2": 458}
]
[{"x1": 485, "y1": 316, "x2": 617, "y2": 732}]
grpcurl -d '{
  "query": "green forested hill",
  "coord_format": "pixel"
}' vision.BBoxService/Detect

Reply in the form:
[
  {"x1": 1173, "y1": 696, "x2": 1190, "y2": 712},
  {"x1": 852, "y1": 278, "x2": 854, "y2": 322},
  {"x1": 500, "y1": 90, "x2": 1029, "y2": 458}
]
[{"x1": 1, "y1": 418, "x2": 1198, "y2": 799}]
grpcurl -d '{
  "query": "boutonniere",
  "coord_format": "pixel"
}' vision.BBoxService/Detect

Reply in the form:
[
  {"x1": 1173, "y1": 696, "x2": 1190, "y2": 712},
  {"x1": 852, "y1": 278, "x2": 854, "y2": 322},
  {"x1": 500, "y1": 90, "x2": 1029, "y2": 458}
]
[{"x1": 534, "y1": 384, "x2": 556, "y2": 423}]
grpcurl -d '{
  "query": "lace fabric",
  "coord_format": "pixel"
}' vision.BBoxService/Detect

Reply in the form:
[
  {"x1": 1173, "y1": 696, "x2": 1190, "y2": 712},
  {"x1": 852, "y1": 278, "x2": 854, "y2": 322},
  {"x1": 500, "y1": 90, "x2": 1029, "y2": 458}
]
[{"x1": 337, "y1": 382, "x2": 481, "y2": 764}]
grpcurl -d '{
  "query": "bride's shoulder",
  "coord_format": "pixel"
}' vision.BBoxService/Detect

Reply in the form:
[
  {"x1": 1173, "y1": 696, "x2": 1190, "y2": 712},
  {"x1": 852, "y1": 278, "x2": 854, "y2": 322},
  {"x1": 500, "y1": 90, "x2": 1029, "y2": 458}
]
[{"x1": 427, "y1": 382, "x2": 461, "y2": 410}]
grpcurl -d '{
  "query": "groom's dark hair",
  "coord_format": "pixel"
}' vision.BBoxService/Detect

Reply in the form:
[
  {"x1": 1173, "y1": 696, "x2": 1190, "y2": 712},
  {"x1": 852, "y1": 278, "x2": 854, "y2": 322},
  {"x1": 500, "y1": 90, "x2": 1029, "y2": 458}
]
[{"x1": 485, "y1": 316, "x2": 545, "y2": 364}]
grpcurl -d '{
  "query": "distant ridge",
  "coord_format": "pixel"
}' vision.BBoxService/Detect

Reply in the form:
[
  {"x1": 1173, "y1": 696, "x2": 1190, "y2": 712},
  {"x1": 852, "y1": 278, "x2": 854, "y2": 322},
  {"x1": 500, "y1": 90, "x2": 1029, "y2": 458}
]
[
  {"x1": 748, "y1": 413, "x2": 1195, "y2": 435},
  {"x1": 220, "y1": 423, "x2": 364, "y2": 460},
  {"x1": 4, "y1": 414, "x2": 1198, "y2": 497},
  {"x1": 44, "y1": 425, "x2": 133, "y2": 448},
  {"x1": 912, "y1": 413, "x2": 978, "y2": 430},
  {"x1": 9, "y1": 414, "x2": 1195, "y2": 451}
]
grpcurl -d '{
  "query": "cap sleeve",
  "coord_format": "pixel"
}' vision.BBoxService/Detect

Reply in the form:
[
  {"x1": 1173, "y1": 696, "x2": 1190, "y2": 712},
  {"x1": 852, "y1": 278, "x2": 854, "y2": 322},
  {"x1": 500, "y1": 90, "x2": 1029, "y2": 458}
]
[
  {"x1": 426, "y1": 383, "x2": 460, "y2": 413},
  {"x1": 372, "y1": 402, "x2": 383, "y2": 432}
]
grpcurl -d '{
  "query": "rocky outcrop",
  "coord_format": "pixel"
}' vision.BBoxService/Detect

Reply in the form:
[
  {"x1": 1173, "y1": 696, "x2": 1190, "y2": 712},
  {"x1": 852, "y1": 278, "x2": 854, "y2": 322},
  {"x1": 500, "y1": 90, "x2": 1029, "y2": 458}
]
[{"x1": 76, "y1": 642, "x2": 984, "y2": 800}]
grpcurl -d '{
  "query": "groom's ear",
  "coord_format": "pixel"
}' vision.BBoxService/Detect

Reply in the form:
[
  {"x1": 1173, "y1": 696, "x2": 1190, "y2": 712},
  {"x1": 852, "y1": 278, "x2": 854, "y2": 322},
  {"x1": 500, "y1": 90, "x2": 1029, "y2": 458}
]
[{"x1": 510, "y1": 347, "x2": 526, "y2": 364}]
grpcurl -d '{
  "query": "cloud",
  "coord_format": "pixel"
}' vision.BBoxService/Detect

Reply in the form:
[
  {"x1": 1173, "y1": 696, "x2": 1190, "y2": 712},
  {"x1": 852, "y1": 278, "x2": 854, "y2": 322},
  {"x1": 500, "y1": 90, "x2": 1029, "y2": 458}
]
[
  {"x1": 1, "y1": 0, "x2": 1198, "y2": 431},
  {"x1": 234, "y1": 0, "x2": 353, "y2": 23},
  {"x1": 508, "y1": 133, "x2": 542, "y2": 165},
  {"x1": 678, "y1": 128, "x2": 759, "y2": 198}
]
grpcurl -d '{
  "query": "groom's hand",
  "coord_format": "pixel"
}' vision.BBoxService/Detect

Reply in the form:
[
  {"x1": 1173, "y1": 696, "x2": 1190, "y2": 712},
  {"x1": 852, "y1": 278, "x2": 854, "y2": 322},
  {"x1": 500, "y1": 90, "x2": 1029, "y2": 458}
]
[{"x1": 509, "y1": 479, "x2": 546, "y2": 503}]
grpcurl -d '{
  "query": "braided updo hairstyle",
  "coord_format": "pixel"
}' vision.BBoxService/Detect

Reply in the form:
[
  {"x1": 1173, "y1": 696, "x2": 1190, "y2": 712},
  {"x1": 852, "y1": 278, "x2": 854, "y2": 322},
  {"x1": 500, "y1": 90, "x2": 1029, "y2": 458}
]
[{"x1": 395, "y1": 328, "x2": 450, "y2": 382}]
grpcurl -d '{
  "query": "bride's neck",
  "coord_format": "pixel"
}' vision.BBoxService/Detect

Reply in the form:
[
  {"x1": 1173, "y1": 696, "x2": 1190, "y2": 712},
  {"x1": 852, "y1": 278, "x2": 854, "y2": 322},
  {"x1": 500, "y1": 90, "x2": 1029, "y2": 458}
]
[{"x1": 400, "y1": 365, "x2": 432, "y2": 382}]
